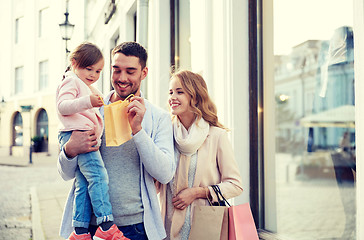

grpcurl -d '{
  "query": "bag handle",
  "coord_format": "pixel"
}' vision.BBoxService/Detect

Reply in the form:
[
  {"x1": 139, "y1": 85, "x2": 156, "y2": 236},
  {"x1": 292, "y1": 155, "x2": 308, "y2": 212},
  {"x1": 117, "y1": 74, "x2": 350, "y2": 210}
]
[
  {"x1": 99, "y1": 94, "x2": 134, "y2": 106},
  {"x1": 212, "y1": 185, "x2": 231, "y2": 207}
]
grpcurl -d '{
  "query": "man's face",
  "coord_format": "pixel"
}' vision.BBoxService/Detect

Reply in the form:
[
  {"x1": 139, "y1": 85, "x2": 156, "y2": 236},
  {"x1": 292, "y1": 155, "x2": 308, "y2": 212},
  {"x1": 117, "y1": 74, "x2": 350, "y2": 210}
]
[{"x1": 111, "y1": 52, "x2": 148, "y2": 101}]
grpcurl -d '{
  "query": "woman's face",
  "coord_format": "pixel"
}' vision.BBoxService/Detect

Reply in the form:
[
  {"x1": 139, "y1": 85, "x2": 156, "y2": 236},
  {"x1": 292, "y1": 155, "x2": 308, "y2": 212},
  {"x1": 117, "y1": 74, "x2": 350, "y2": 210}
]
[{"x1": 168, "y1": 77, "x2": 193, "y2": 118}]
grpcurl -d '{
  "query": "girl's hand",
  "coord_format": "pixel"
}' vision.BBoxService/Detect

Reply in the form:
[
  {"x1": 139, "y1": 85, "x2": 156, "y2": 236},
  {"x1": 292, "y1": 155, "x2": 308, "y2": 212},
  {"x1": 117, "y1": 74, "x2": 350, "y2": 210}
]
[
  {"x1": 172, "y1": 188, "x2": 197, "y2": 210},
  {"x1": 90, "y1": 94, "x2": 103, "y2": 107}
]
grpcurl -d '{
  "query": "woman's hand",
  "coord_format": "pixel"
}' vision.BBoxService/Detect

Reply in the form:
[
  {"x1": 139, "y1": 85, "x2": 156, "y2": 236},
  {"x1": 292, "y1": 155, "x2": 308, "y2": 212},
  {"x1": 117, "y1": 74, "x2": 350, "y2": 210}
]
[
  {"x1": 172, "y1": 187, "x2": 209, "y2": 210},
  {"x1": 172, "y1": 188, "x2": 197, "y2": 210}
]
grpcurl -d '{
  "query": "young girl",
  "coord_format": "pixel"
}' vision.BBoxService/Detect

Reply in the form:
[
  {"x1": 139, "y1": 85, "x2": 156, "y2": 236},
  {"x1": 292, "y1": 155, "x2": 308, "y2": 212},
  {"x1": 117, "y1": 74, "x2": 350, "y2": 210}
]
[
  {"x1": 160, "y1": 70, "x2": 244, "y2": 240},
  {"x1": 56, "y1": 42, "x2": 129, "y2": 240}
]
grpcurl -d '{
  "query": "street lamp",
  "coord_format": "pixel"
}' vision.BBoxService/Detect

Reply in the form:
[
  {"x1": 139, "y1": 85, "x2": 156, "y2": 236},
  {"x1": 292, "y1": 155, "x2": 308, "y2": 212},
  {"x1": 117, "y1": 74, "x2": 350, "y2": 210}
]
[
  {"x1": 0, "y1": 96, "x2": 6, "y2": 139},
  {"x1": 59, "y1": 0, "x2": 75, "y2": 54},
  {"x1": 1, "y1": 96, "x2": 5, "y2": 108},
  {"x1": 0, "y1": 96, "x2": 5, "y2": 116},
  {"x1": 21, "y1": 105, "x2": 33, "y2": 164}
]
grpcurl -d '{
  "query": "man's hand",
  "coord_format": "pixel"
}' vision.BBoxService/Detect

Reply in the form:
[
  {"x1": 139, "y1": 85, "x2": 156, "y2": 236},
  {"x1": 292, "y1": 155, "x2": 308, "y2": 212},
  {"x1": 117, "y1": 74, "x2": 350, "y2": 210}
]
[
  {"x1": 64, "y1": 130, "x2": 99, "y2": 158},
  {"x1": 126, "y1": 96, "x2": 146, "y2": 135}
]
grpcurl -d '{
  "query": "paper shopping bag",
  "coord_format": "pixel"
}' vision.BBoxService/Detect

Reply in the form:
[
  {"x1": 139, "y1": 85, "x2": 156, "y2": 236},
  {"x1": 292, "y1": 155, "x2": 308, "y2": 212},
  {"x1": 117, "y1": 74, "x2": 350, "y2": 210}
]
[
  {"x1": 188, "y1": 205, "x2": 228, "y2": 240},
  {"x1": 228, "y1": 203, "x2": 259, "y2": 240},
  {"x1": 103, "y1": 95, "x2": 133, "y2": 146}
]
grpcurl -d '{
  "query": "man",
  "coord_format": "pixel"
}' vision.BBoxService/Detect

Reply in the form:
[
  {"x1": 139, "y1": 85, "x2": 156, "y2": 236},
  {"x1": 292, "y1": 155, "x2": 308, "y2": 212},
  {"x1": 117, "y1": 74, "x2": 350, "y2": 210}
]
[{"x1": 58, "y1": 42, "x2": 175, "y2": 240}]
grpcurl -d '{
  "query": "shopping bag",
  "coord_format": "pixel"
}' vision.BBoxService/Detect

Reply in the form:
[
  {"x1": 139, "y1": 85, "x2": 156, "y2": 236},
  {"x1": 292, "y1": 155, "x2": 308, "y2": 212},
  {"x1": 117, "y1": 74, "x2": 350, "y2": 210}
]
[
  {"x1": 103, "y1": 95, "x2": 133, "y2": 146},
  {"x1": 228, "y1": 203, "x2": 259, "y2": 240},
  {"x1": 188, "y1": 205, "x2": 228, "y2": 240}
]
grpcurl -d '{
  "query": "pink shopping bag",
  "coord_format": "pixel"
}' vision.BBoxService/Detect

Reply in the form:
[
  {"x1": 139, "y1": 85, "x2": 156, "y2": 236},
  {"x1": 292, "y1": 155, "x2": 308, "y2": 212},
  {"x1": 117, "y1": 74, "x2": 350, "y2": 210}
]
[{"x1": 228, "y1": 203, "x2": 259, "y2": 240}]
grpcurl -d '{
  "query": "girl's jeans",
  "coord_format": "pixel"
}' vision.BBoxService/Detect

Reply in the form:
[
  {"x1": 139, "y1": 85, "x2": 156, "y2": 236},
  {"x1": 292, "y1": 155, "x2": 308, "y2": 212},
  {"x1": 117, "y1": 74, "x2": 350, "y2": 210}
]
[{"x1": 59, "y1": 131, "x2": 113, "y2": 228}]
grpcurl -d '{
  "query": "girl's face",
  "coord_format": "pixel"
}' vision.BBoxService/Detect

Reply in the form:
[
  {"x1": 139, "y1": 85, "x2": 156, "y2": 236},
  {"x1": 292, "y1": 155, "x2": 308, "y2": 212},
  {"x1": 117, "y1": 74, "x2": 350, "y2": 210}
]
[
  {"x1": 168, "y1": 77, "x2": 194, "y2": 119},
  {"x1": 72, "y1": 59, "x2": 104, "y2": 86}
]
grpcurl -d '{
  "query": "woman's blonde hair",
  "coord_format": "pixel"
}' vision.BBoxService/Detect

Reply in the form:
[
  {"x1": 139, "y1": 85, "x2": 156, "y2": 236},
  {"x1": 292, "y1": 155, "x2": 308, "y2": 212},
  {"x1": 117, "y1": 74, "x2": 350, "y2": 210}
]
[{"x1": 171, "y1": 70, "x2": 226, "y2": 129}]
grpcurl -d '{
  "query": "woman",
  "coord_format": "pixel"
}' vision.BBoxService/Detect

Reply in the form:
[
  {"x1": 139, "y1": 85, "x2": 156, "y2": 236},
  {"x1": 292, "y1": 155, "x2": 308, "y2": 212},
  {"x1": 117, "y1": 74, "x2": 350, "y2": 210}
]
[{"x1": 160, "y1": 70, "x2": 243, "y2": 240}]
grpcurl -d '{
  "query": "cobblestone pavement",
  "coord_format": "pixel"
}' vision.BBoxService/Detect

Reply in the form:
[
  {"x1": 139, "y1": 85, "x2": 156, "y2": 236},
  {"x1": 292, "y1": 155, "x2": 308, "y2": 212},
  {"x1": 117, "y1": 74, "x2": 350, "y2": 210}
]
[{"x1": 0, "y1": 153, "x2": 60, "y2": 240}]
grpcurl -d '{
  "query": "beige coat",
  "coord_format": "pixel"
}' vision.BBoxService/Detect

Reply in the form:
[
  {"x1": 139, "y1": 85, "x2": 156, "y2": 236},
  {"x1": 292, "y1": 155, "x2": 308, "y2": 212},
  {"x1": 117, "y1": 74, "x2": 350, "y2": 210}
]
[{"x1": 159, "y1": 126, "x2": 244, "y2": 234}]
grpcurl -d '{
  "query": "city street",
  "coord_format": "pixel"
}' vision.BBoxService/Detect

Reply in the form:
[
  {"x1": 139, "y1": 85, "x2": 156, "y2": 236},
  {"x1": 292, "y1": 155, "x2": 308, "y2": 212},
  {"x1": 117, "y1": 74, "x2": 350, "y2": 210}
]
[{"x1": 0, "y1": 151, "x2": 66, "y2": 240}]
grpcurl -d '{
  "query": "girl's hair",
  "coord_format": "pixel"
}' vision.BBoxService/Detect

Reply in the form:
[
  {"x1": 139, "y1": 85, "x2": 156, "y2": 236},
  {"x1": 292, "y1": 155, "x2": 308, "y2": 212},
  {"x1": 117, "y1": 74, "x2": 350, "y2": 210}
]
[
  {"x1": 64, "y1": 42, "x2": 103, "y2": 74},
  {"x1": 69, "y1": 42, "x2": 103, "y2": 68},
  {"x1": 171, "y1": 70, "x2": 226, "y2": 129}
]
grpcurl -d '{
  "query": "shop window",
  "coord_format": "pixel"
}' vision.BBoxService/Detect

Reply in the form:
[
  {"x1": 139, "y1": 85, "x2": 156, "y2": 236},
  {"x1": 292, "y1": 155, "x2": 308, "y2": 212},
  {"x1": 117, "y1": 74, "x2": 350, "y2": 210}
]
[
  {"x1": 253, "y1": 0, "x2": 356, "y2": 239},
  {"x1": 13, "y1": 112, "x2": 23, "y2": 146},
  {"x1": 170, "y1": 0, "x2": 191, "y2": 70},
  {"x1": 35, "y1": 109, "x2": 48, "y2": 152}
]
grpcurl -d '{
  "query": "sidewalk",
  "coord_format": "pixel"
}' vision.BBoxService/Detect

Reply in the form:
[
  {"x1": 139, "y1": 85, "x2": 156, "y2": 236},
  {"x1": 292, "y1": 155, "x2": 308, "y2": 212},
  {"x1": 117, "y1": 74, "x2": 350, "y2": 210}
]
[
  {"x1": 0, "y1": 150, "x2": 71, "y2": 240},
  {"x1": 33, "y1": 175, "x2": 72, "y2": 240}
]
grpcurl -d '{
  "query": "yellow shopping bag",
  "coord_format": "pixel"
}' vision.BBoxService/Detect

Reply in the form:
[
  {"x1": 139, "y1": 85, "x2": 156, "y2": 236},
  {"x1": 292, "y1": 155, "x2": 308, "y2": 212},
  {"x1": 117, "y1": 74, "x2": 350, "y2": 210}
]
[{"x1": 102, "y1": 95, "x2": 133, "y2": 146}]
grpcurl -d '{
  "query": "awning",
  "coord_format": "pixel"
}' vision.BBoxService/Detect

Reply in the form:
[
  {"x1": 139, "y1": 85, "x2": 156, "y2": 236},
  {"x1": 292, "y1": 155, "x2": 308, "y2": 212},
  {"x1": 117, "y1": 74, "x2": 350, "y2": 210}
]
[{"x1": 300, "y1": 105, "x2": 355, "y2": 128}]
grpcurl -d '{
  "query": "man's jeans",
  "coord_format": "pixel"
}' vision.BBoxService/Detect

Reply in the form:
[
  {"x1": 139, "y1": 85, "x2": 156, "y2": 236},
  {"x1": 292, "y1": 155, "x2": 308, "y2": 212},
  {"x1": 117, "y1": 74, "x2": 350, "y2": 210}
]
[{"x1": 58, "y1": 131, "x2": 113, "y2": 228}]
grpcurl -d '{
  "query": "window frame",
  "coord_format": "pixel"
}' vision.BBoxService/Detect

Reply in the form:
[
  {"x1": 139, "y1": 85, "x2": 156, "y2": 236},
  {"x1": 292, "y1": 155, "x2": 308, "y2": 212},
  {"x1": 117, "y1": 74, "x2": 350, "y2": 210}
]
[{"x1": 249, "y1": 0, "x2": 291, "y2": 239}]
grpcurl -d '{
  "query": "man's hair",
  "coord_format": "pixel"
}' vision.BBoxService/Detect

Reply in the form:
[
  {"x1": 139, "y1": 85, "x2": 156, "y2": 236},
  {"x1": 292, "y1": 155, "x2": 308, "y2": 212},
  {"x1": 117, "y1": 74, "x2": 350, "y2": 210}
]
[{"x1": 112, "y1": 42, "x2": 148, "y2": 69}]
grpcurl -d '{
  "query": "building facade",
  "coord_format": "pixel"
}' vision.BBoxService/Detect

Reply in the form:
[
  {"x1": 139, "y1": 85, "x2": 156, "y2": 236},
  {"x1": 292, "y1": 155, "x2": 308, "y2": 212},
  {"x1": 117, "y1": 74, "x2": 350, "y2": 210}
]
[{"x1": 1, "y1": 0, "x2": 364, "y2": 239}]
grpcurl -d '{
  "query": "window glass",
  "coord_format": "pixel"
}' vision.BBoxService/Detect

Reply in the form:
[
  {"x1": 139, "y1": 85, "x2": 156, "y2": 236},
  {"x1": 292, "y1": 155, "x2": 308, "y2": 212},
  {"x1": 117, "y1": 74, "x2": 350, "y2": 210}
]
[
  {"x1": 39, "y1": 60, "x2": 48, "y2": 90},
  {"x1": 38, "y1": 9, "x2": 43, "y2": 37},
  {"x1": 36, "y1": 109, "x2": 48, "y2": 152},
  {"x1": 272, "y1": 0, "x2": 355, "y2": 239},
  {"x1": 15, "y1": 17, "x2": 23, "y2": 44},
  {"x1": 15, "y1": 67, "x2": 23, "y2": 94},
  {"x1": 171, "y1": 0, "x2": 191, "y2": 69},
  {"x1": 13, "y1": 112, "x2": 23, "y2": 146}
]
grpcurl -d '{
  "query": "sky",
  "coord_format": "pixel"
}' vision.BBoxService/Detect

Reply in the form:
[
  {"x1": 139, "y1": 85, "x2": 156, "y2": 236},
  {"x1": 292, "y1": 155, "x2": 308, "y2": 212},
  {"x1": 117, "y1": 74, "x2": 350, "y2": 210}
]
[{"x1": 274, "y1": 0, "x2": 354, "y2": 55}]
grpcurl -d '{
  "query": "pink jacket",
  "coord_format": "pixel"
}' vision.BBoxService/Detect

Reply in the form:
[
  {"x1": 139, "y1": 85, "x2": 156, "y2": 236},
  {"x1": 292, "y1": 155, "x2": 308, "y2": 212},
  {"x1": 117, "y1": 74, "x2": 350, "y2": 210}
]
[{"x1": 56, "y1": 71, "x2": 103, "y2": 141}]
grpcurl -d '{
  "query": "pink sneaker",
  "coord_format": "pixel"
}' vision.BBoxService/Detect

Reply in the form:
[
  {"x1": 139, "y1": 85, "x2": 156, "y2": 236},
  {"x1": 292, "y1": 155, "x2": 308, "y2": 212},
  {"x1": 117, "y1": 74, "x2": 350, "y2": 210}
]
[
  {"x1": 68, "y1": 231, "x2": 92, "y2": 240},
  {"x1": 93, "y1": 224, "x2": 130, "y2": 240}
]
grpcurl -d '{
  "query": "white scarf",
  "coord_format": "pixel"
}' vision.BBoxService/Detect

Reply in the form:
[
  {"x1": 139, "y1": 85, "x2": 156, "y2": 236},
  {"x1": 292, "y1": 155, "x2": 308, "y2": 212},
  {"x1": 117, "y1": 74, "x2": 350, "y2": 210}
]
[
  {"x1": 170, "y1": 117, "x2": 209, "y2": 239},
  {"x1": 173, "y1": 117, "x2": 209, "y2": 156}
]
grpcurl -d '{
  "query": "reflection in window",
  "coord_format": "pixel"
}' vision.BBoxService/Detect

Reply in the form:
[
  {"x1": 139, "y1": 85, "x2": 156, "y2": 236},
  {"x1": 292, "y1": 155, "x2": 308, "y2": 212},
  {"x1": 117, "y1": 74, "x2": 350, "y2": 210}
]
[
  {"x1": 272, "y1": 1, "x2": 355, "y2": 239},
  {"x1": 13, "y1": 112, "x2": 23, "y2": 146},
  {"x1": 171, "y1": 0, "x2": 191, "y2": 70}
]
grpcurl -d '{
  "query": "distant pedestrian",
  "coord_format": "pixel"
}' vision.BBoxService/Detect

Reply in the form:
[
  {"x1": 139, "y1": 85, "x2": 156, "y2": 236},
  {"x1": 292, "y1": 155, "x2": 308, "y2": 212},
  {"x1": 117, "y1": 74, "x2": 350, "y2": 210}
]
[
  {"x1": 56, "y1": 42, "x2": 128, "y2": 240},
  {"x1": 340, "y1": 131, "x2": 351, "y2": 152}
]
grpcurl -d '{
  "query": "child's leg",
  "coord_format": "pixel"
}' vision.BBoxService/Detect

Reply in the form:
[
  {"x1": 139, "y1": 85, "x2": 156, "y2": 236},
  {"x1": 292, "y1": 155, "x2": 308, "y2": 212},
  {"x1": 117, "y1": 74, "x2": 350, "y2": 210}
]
[
  {"x1": 77, "y1": 150, "x2": 113, "y2": 226},
  {"x1": 73, "y1": 168, "x2": 92, "y2": 228},
  {"x1": 58, "y1": 131, "x2": 92, "y2": 230}
]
